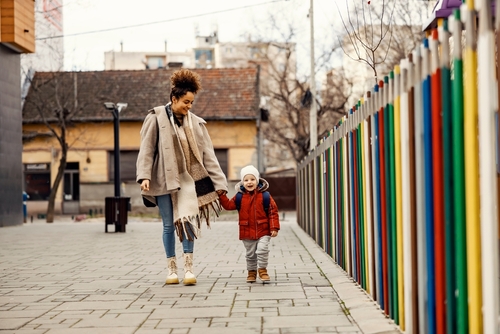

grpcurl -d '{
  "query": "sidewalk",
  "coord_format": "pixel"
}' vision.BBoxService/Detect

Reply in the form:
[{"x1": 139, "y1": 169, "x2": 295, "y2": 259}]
[{"x1": 0, "y1": 213, "x2": 401, "y2": 334}]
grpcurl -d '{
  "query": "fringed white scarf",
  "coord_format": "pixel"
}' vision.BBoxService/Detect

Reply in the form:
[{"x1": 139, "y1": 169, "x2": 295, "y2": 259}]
[{"x1": 169, "y1": 111, "x2": 222, "y2": 241}]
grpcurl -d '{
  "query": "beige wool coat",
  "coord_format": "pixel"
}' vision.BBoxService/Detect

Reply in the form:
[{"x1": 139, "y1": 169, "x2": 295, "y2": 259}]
[{"x1": 136, "y1": 105, "x2": 228, "y2": 206}]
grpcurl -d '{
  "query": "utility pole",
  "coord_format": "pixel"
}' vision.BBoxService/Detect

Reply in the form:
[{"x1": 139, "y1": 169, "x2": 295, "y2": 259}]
[{"x1": 309, "y1": 0, "x2": 317, "y2": 149}]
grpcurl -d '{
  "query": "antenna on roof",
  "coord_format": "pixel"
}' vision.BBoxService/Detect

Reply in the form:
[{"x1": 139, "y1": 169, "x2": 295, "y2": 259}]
[
  {"x1": 194, "y1": 23, "x2": 199, "y2": 37},
  {"x1": 211, "y1": 22, "x2": 219, "y2": 43}
]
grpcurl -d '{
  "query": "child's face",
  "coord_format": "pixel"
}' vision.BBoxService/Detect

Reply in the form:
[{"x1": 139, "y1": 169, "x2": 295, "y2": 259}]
[{"x1": 242, "y1": 174, "x2": 258, "y2": 192}]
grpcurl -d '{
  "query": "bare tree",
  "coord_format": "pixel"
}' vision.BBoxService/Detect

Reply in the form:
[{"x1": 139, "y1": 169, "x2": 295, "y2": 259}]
[
  {"x1": 337, "y1": 0, "x2": 397, "y2": 83},
  {"x1": 381, "y1": 2, "x2": 429, "y2": 71},
  {"x1": 23, "y1": 71, "x2": 98, "y2": 223},
  {"x1": 243, "y1": 10, "x2": 352, "y2": 164},
  {"x1": 337, "y1": 0, "x2": 430, "y2": 83},
  {"x1": 233, "y1": 0, "x2": 429, "y2": 165},
  {"x1": 259, "y1": 47, "x2": 351, "y2": 162}
]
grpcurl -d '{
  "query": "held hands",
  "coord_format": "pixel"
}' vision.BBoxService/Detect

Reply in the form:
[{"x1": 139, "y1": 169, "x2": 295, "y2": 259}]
[
  {"x1": 271, "y1": 230, "x2": 278, "y2": 238},
  {"x1": 140, "y1": 179, "x2": 150, "y2": 192},
  {"x1": 216, "y1": 189, "x2": 227, "y2": 196}
]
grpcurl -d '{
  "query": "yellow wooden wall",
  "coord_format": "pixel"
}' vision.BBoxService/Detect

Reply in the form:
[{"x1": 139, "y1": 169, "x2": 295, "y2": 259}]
[
  {"x1": 209, "y1": 120, "x2": 257, "y2": 180},
  {"x1": 22, "y1": 119, "x2": 257, "y2": 185}
]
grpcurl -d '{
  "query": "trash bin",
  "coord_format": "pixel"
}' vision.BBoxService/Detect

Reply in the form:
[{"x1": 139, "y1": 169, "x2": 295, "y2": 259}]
[{"x1": 105, "y1": 197, "x2": 130, "y2": 233}]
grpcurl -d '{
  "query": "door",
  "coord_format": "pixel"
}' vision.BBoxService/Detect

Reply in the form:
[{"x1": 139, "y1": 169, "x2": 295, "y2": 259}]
[{"x1": 63, "y1": 162, "x2": 80, "y2": 214}]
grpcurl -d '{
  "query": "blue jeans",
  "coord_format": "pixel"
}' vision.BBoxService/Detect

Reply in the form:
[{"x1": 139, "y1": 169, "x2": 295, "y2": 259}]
[{"x1": 157, "y1": 194, "x2": 194, "y2": 258}]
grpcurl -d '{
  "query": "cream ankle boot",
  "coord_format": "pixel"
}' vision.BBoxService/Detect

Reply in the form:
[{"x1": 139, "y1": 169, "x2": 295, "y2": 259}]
[
  {"x1": 183, "y1": 253, "x2": 197, "y2": 285},
  {"x1": 166, "y1": 257, "x2": 179, "y2": 284}
]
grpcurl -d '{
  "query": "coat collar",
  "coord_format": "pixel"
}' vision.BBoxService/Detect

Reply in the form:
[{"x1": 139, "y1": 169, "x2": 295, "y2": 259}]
[
  {"x1": 234, "y1": 177, "x2": 270, "y2": 193},
  {"x1": 164, "y1": 102, "x2": 207, "y2": 126}
]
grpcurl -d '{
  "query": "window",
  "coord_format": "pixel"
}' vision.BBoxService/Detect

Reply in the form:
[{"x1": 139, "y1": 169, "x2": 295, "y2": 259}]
[
  {"x1": 146, "y1": 56, "x2": 166, "y2": 69},
  {"x1": 214, "y1": 149, "x2": 228, "y2": 178},
  {"x1": 109, "y1": 150, "x2": 139, "y2": 182},
  {"x1": 195, "y1": 49, "x2": 213, "y2": 61},
  {"x1": 195, "y1": 49, "x2": 214, "y2": 68},
  {"x1": 250, "y1": 47, "x2": 261, "y2": 59},
  {"x1": 250, "y1": 46, "x2": 266, "y2": 59},
  {"x1": 24, "y1": 163, "x2": 51, "y2": 200}
]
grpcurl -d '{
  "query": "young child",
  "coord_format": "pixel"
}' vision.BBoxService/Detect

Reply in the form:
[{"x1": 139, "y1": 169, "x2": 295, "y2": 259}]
[{"x1": 217, "y1": 165, "x2": 280, "y2": 283}]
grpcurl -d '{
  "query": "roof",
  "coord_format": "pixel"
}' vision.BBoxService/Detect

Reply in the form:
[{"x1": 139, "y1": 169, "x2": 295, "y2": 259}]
[{"x1": 22, "y1": 67, "x2": 260, "y2": 123}]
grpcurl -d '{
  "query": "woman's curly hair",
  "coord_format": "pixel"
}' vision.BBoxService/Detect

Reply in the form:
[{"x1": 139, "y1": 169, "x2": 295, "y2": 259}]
[{"x1": 170, "y1": 68, "x2": 202, "y2": 101}]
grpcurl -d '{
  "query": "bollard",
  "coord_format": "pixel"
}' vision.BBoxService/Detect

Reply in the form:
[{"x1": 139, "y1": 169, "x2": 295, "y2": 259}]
[{"x1": 22, "y1": 191, "x2": 29, "y2": 223}]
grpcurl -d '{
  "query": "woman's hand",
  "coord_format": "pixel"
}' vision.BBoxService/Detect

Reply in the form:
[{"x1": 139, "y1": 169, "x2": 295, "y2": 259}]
[
  {"x1": 216, "y1": 189, "x2": 227, "y2": 196},
  {"x1": 141, "y1": 179, "x2": 150, "y2": 191},
  {"x1": 271, "y1": 230, "x2": 278, "y2": 238}
]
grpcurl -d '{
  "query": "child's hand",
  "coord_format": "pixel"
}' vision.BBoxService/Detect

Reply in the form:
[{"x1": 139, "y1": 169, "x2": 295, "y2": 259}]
[
  {"x1": 271, "y1": 230, "x2": 278, "y2": 237},
  {"x1": 216, "y1": 189, "x2": 227, "y2": 196}
]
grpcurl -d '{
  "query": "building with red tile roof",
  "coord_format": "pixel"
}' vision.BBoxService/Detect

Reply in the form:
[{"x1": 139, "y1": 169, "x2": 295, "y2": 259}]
[{"x1": 22, "y1": 67, "x2": 261, "y2": 215}]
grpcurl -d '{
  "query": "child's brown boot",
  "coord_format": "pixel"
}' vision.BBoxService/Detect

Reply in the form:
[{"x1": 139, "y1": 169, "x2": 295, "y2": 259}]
[
  {"x1": 246, "y1": 270, "x2": 257, "y2": 283},
  {"x1": 258, "y1": 268, "x2": 270, "y2": 282}
]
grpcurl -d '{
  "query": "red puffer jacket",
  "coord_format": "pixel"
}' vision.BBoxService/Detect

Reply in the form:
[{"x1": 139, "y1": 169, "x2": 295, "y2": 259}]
[{"x1": 218, "y1": 179, "x2": 280, "y2": 240}]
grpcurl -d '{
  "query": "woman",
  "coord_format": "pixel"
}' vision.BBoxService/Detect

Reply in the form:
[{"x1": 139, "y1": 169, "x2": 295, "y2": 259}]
[{"x1": 136, "y1": 68, "x2": 228, "y2": 285}]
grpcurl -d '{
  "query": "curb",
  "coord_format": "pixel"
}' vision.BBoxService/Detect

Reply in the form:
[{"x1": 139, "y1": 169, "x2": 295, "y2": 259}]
[{"x1": 290, "y1": 222, "x2": 402, "y2": 334}]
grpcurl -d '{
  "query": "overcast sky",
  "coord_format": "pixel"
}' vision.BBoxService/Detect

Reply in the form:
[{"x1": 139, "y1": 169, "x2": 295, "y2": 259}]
[{"x1": 61, "y1": 0, "x2": 348, "y2": 73}]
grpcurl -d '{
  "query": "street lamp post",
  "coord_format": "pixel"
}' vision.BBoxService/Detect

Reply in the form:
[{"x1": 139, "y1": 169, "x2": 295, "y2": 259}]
[
  {"x1": 103, "y1": 102, "x2": 128, "y2": 232},
  {"x1": 104, "y1": 102, "x2": 127, "y2": 196}
]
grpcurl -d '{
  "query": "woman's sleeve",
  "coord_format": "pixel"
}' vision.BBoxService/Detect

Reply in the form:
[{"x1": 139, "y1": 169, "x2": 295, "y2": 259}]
[
  {"x1": 200, "y1": 123, "x2": 228, "y2": 191},
  {"x1": 136, "y1": 113, "x2": 158, "y2": 184}
]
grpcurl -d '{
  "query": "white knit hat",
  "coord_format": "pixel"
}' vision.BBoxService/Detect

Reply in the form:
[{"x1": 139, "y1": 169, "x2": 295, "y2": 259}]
[{"x1": 240, "y1": 165, "x2": 260, "y2": 182}]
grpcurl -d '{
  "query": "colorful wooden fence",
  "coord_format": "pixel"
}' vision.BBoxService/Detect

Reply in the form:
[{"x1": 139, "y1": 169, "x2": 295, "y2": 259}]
[{"x1": 297, "y1": 3, "x2": 500, "y2": 334}]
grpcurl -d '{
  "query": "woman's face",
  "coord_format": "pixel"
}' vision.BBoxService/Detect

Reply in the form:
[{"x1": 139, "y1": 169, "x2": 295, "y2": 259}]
[{"x1": 171, "y1": 92, "x2": 195, "y2": 116}]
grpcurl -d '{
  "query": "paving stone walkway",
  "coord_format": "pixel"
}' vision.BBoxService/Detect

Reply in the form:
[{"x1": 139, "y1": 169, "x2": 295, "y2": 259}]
[{"x1": 0, "y1": 213, "x2": 401, "y2": 334}]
